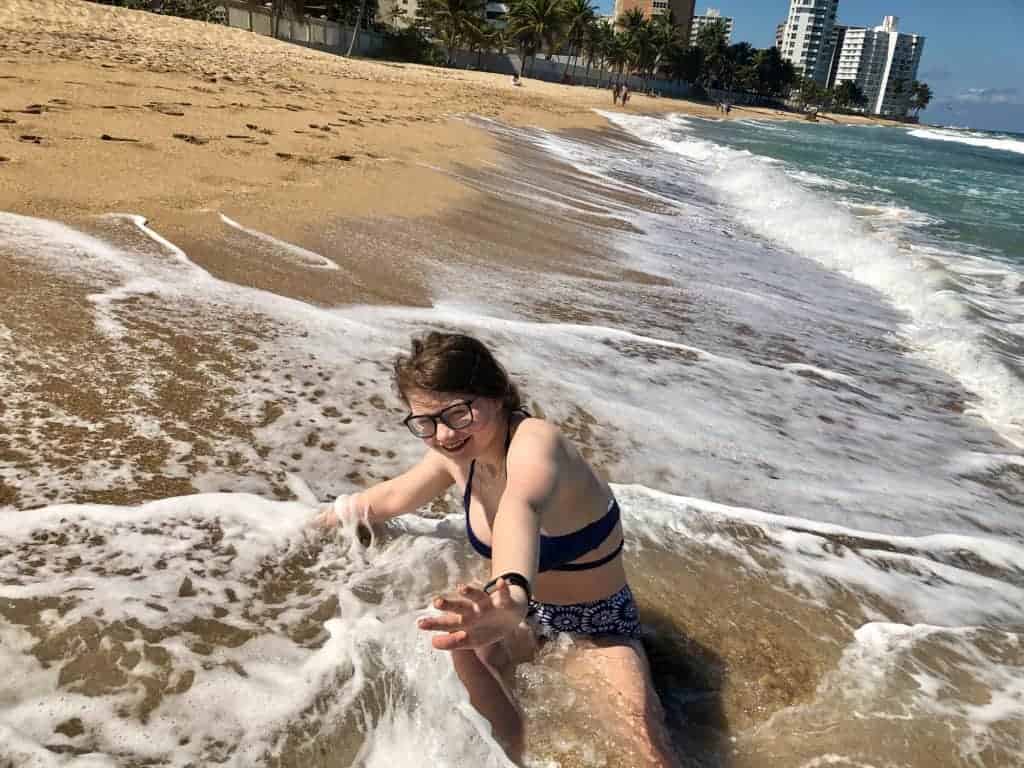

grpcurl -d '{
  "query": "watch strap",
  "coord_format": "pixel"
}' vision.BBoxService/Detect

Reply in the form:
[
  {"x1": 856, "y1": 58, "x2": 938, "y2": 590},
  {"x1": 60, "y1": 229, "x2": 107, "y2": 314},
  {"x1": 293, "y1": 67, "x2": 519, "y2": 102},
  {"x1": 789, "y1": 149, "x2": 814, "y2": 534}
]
[{"x1": 484, "y1": 571, "x2": 532, "y2": 604}]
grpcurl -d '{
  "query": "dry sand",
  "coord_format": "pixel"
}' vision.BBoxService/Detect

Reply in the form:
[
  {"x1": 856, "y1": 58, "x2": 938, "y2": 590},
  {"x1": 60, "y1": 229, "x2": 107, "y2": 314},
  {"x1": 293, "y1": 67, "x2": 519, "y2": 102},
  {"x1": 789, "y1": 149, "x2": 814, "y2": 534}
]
[{"x1": 1, "y1": 0, "x2": 894, "y2": 236}]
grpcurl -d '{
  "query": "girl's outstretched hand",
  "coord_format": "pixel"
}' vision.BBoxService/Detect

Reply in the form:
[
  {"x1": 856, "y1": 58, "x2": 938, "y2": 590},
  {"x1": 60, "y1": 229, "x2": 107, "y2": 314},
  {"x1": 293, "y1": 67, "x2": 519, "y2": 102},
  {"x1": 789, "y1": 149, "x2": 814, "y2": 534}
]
[
  {"x1": 417, "y1": 579, "x2": 528, "y2": 651},
  {"x1": 312, "y1": 494, "x2": 365, "y2": 529}
]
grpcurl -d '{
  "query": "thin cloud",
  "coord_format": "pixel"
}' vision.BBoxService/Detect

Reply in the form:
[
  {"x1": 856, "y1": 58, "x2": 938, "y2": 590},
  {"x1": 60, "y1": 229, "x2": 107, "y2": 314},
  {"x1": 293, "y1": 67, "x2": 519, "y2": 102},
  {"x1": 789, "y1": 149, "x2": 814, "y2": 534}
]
[
  {"x1": 920, "y1": 66, "x2": 952, "y2": 81},
  {"x1": 954, "y1": 87, "x2": 1022, "y2": 105}
]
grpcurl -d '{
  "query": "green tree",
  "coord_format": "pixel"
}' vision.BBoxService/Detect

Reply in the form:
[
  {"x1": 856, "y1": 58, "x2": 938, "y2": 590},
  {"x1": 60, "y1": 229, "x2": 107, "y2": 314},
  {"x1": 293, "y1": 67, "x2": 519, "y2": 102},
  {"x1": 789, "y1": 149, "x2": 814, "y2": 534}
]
[
  {"x1": 561, "y1": 0, "x2": 595, "y2": 79},
  {"x1": 694, "y1": 17, "x2": 728, "y2": 91},
  {"x1": 603, "y1": 30, "x2": 629, "y2": 85},
  {"x1": 724, "y1": 40, "x2": 754, "y2": 91},
  {"x1": 795, "y1": 75, "x2": 830, "y2": 111},
  {"x1": 160, "y1": 0, "x2": 222, "y2": 19},
  {"x1": 909, "y1": 80, "x2": 933, "y2": 117},
  {"x1": 648, "y1": 12, "x2": 680, "y2": 78},
  {"x1": 508, "y1": 0, "x2": 566, "y2": 77},
  {"x1": 581, "y1": 17, "x2": 612, "y2": 83},
  {"x1": 833, "y1": 79, "x2": 866, "y2": 112},
  {"x1": 665, "y1": 40, "x2": 698, "y2": 83},
  {"x1": 625, "y1": 17, "x2": 656, "y2": 86},
  {"x1": 419, "y1": 0, "x2": 485, "y2": 64},
  {"x1": 88, "y1": 0, "x2": 223, "y2": 18},
  {"x1": 749, "y1": 46, "x2": 794, "y2": 97}
]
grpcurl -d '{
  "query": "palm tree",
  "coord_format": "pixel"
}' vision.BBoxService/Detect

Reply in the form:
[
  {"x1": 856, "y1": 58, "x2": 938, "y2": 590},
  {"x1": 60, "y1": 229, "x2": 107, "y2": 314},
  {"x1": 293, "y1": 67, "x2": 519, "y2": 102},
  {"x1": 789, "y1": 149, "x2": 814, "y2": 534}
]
[
  {"x1": 666, "y1": 40, "x2": 701, "y2": 86},
  {"x1": 631, "y1": 21, "x2": 657, "y2": 87},
  {"x1": 909, "y1": 81, "x2": 933, "y2": 118},
  {"x1": 724, "y1": 41, "x2": 754, "y2": 92},
  {"x1": 694, "y1": 16, "x2": 727, "y2": 93},
  {"x1": 582, "y1": 18, "x2": 611, "y2": 84},
  {"x1": 420, "y1": 0, "x2": 486, "y2": 64},
  {"x1": 833, "y1": 79, "x2": 866, "y2": 112},
  {"x1": 508, "y1": 0, "x2": 566, "y2": 77},
  {"x1": 560, "y1": 0, "x2": 595, "y2": 80},
  {"x1": 648, "y1": 12, "x2": 679, "y2": 80},
  {"x1": 604, "y1": 30, "x2": 629, "y2": 85},
  {"x1": 613, "y1": 8, "x2": 646, "y2": 85}
]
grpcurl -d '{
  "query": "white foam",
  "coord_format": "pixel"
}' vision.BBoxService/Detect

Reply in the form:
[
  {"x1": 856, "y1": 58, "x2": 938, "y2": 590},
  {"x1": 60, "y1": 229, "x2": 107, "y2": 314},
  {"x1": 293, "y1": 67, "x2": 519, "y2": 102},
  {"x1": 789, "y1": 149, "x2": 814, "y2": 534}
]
[
  {"x1": 219, "y1": 214, "x2": 340, "y2": 271},
  {"x1": 3, "y1": 486, "x2": 1022, "y2": 765},
  {"x1": 908, "y1": 127, "x2": 1024, "y2": 156},
  {"x1": 618, "y1": 485, "x2": 1024, "y2": 617},
  {"x1": 0, "y1": 492, "x2": 513, "y2": 767},
  {"x1": 603, "y1": 112, "x2": 1024, "y2": 447},
  {"x1": 782, "y1": 363, "x2": 857, "y2": 386}
]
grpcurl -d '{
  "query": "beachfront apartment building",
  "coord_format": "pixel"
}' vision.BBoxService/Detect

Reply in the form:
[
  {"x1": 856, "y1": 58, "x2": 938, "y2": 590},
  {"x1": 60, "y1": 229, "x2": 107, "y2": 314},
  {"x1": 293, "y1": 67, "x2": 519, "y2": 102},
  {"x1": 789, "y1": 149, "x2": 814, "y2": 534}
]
[
  {"x1": 690, "y1": 8, "x2": 733, "y2": 44},
  {"x1": 828, "y1": 16, "x2": 925, "y2": 117},
  {"x1": 776, "y1": 21, "x2": 786, "y2": 50},
  {"x1": 377, "y1": 0, "x2": 419, "y2": 28},
  {"x1": 483, "y1": 1, "x2": 510, "y2": 28},
  {"x1": 613, "y1": 0, "x2": 695, "y2": 38},
  {"x1": 780, "y1": 0, "x2": 840, "y2": 84}
]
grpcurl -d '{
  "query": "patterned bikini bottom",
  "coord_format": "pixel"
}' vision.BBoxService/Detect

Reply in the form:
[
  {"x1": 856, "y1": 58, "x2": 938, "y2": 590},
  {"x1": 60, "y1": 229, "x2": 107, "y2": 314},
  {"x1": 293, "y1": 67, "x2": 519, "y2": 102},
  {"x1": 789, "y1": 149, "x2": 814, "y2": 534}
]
[{"x1": 527, "y1": 584, "x2": 641, "y2": 639}]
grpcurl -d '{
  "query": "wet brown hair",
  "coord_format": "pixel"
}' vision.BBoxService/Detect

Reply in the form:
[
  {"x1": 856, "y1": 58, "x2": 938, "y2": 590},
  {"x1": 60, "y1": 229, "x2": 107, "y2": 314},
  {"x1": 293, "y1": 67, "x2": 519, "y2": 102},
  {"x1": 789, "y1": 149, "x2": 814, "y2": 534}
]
[{"x1": 393, "y1": 332, "x2": 522, "y2": 412}]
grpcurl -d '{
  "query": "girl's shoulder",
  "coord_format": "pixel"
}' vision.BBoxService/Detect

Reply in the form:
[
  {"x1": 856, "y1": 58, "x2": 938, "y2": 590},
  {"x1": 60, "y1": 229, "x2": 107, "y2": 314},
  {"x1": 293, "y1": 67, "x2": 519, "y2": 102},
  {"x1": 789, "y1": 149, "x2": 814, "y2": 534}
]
[
  {"x1": 512, "y1": 413, "x2": 560, "y2": 441},
  {"x1": 508, "y1": 416, "x2": 570, "y2": 466}
]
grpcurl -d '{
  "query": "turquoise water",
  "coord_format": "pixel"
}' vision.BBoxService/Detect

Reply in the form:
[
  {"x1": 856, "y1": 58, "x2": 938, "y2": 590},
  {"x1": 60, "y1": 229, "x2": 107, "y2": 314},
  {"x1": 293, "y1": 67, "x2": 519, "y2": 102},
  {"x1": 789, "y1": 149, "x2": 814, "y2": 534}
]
[{"x1": 686, "y1": 119, "x2": 1024, "y2": 267}]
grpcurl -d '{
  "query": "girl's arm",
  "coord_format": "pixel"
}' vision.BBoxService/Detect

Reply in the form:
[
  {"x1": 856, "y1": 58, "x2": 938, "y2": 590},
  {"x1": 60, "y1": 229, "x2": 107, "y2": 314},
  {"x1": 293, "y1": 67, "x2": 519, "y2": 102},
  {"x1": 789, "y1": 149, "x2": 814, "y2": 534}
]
[
  {"x1": 417, "y1": 423, "x2": 561, "y2": 651},
  {"x1": 320, "y1": 450, "x2": 454, "y2": 527},
  {"x1": 489, "y1": 423, "x2": 561, "y2": 607}
]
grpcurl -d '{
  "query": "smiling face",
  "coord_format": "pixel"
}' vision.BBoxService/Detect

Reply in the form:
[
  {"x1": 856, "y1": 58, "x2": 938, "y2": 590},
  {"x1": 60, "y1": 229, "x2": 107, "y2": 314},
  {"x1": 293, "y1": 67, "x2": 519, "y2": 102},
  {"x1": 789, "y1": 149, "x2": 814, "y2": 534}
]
[{"x1": 404, "y1": 389, "x2": 506, "y2": 462}]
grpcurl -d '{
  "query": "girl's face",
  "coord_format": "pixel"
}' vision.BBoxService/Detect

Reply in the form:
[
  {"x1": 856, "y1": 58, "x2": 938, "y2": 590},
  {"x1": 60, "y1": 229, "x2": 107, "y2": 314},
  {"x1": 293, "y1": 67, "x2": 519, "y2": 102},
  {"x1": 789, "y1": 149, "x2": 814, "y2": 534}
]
[{"x1": 403, "y1": 390, "x2": 505, "y2": 461}]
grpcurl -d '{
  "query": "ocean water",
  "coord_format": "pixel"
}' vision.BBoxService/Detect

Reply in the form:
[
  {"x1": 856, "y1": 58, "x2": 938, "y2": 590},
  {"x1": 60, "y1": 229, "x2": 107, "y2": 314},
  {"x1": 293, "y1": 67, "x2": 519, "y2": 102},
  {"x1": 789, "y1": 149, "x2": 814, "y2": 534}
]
[{"x1": 1, "y1": 113, "x2": 1023, "y2": 767}]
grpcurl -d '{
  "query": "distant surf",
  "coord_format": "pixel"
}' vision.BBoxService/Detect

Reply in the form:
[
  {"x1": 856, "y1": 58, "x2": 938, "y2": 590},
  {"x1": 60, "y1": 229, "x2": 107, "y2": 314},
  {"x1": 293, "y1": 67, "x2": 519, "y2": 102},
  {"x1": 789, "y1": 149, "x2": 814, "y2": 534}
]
[{"x1": 908, "y1": 126, "x2": 1024, "y2": 155}]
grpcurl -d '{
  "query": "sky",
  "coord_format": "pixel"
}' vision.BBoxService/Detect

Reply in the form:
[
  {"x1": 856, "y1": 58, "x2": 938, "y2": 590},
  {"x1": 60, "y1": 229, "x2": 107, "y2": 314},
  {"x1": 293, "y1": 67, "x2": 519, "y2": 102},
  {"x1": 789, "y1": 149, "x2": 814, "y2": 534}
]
[{"x1": 597, "y1": 0, "x2": 1024, "y2": 133}]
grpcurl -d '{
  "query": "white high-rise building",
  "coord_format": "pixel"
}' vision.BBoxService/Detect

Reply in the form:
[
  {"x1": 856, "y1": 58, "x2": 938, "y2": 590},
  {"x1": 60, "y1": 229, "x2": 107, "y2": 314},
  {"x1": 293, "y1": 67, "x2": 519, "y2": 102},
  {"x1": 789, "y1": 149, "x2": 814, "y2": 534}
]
[
  {"x1": 690, "y1": 8, "x2": 733, "y2": 44},
  {"x1": 780, "y1": 0, "x2": 840, "y2": 84},
  {"x1": 831, "y1": 16, "x2": 925, "y2": 117}
]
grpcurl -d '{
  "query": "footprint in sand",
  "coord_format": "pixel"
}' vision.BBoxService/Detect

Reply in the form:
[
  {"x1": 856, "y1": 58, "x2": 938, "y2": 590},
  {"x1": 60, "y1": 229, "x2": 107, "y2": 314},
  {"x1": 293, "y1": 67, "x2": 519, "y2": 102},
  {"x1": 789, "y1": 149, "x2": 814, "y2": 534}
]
[
  {"x1": 0, "y1": 117, "x2": 16, "y2": 125},
  {"x1": 172, "y1": 133, "x2": 209, "y2": 145},
  {"x1": 100, "y1": 134, "x2": 140, "y2": 142},
  {"x1": 18, "y1": 134, "x2": 43, "y2": 144}
]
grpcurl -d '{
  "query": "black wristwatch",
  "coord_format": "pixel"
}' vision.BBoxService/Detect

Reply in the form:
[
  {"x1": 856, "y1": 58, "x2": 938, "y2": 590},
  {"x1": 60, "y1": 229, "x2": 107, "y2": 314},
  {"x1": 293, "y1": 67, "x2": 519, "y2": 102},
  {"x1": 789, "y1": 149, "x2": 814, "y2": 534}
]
[{"x1": 484, "y1": 572, "x2": 532, "y2": 603}]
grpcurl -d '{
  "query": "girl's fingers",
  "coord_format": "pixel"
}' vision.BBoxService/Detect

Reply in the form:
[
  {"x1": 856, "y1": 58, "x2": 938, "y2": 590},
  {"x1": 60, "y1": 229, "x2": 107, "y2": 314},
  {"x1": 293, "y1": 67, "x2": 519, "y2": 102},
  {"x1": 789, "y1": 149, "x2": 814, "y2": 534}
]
[
  {"x1": 433, "y1": 595, "x2": 477, "y2": 616},
  {"x1": 457, "y1": 583, "x2": 490, "y2": 604},
  {"x1": 431, "y1": 630, "x2": 470, "y2": 651},
  {"x1": 417, "y1": 613, "x2": 462, "y2": 632}
]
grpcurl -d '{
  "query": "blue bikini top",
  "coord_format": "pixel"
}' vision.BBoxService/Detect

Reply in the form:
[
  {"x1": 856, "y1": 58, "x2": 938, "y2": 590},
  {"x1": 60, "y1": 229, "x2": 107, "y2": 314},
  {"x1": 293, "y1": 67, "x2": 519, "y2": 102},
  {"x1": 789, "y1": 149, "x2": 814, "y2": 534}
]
[{"x1": 462, "y1": 415, "x2": 623, "y2": 573}]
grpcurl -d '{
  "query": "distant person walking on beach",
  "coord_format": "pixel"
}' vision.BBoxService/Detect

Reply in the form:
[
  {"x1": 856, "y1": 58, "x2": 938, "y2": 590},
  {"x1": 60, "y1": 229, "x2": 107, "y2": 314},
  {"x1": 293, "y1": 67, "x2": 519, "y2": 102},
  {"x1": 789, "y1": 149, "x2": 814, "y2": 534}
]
[
  {"x1": 622, "y1": 85, "x2": 631, "y2": 105},
  {"x1": 612, "y1": 83, "x2": 621, "y2": 105}
]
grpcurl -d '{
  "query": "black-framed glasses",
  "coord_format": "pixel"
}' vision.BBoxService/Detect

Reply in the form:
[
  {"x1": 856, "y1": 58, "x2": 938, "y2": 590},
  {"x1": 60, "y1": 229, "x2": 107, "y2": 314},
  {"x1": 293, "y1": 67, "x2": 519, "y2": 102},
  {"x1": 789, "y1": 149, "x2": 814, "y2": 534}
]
[{"x1": 402, "y1": 399, "x2": 476, "y2": 438}]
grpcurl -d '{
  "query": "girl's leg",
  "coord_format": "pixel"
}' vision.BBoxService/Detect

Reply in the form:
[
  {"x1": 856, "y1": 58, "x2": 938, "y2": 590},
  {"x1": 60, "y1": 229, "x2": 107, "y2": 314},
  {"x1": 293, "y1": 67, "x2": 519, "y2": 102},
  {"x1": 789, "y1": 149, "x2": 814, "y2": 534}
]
[
  {"x1": 564, "y1": 636, "x2": 681, "y2": 768},
  {"x1": 450, "y1": 621, "x2": 538, "y2": 762},
  {"x1": 451, "y1": 649, "x2": 524, "y2": 761}
]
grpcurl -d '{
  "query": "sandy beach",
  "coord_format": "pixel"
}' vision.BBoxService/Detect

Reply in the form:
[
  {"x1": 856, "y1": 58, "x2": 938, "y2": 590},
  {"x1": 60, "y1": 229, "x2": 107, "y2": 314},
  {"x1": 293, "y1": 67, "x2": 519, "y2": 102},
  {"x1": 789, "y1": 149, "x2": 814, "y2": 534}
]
[{"x1": 1, "y1": 0, "x2": 893, "y2": 230}]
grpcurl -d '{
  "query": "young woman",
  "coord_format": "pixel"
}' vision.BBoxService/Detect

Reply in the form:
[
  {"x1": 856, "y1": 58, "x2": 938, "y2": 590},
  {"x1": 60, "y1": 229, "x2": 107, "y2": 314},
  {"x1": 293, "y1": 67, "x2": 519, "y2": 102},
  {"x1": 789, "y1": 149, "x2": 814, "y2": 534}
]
[{"x1": 318, "y1": 332, "x2": 679, "y2": 766}]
